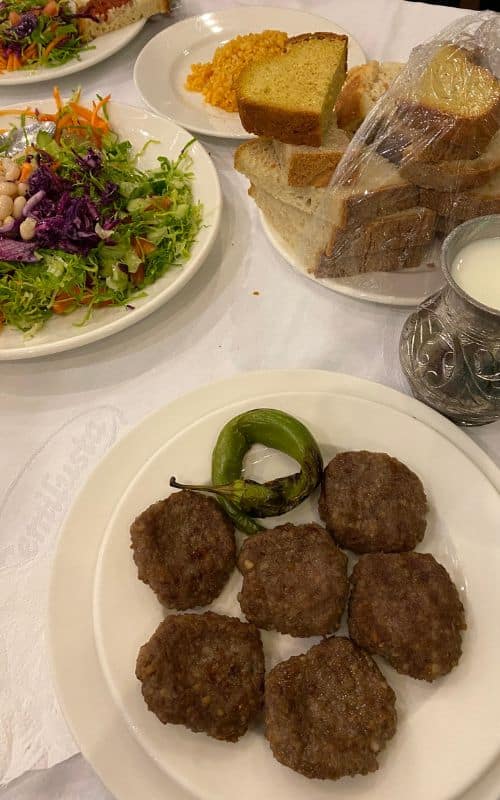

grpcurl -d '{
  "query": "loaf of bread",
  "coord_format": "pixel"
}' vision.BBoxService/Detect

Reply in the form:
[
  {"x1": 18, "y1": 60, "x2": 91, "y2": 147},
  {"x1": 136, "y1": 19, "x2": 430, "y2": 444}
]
[
  {"x1": 77, "y1": 0, "x2": 170, "y2": 41},
  {"x1": 335, "y1": 61, "x2": 404, "y2": 133},
  {"x1": 396, "y1": 44, "x2": 500, "y2": 163},
  {"x1": 236, "y1": 32, "x2": 348, "y2": 146},
  {"x1": 273, "y1": 120, "x2": 350, "y2": 187}
]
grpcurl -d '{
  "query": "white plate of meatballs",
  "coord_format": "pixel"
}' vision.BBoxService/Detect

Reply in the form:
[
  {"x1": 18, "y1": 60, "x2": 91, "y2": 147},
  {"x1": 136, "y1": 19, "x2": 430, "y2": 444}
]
[{"x1": 50, "y1": 370, "x2": 500, "y2": 800}]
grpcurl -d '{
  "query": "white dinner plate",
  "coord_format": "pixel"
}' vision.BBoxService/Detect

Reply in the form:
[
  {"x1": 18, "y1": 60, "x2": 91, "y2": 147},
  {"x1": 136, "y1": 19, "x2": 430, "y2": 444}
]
[
  {"x1": 49, "y1": 370, "x2": 500, "y2": 800},
  {"x1": 260, "y1": 213, "x2": 446, "y2": 307},
  {"x1": 133, "y1": 7, "x2": 366, "y2": 139},
  {"x1": 0, "y1": 21, "x2": 145, "y2": 86},
  {"x1": 0, "y1": 99, "x2": 221, "y2": 360}
]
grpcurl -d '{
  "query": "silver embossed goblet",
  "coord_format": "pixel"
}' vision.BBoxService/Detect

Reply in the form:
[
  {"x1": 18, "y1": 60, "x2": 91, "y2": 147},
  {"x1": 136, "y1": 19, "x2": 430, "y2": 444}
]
[{"x1": 400, "y1": 216, "x2": 500, "y2": 426}]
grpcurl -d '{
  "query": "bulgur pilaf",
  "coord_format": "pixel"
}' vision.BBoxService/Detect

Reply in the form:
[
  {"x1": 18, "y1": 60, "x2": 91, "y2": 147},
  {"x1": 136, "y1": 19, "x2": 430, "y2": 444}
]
[{"x1": 185, "y1": 30, "x2": 287, "y2": 112}]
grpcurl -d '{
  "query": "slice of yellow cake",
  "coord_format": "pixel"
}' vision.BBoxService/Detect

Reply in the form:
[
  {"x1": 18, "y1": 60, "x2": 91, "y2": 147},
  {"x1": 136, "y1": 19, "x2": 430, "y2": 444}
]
[{"x1": 236, "y1": 32, "x2": 348, "y2": 147}]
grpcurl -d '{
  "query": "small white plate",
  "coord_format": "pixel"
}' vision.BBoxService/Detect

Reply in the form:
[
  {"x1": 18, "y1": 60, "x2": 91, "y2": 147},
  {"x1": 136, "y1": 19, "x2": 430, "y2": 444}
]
[
  {"x1": 134, "y1": 7, "x2": 366, "y2": 139},
  {"x1": 49, "y1": 370, "x2": 500, "y2": 800},
  {"x1": 0, "y1": 99, "x2": 221, "y2": 360},
  {"x1": 261, "y1": 212, "x2": 446, "y2": 308},
  {"x1": 0, "y1": 21, "x2": 145, "y2": 86}
]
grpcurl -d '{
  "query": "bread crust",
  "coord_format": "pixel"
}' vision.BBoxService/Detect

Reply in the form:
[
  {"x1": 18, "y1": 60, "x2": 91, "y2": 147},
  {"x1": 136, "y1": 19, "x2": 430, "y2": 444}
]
[
  {"x1": 327, "y1": 207, "x2": 436, "y2": 258},
  {"x1": 237, "y1": 100, "x2": 325, "y2": 147},
  {"x1": 419, "y1": 175, "x2": 500, "y2": 220},
  {"x1": 315, "y1": 244, "x2": 429, "y2": 278}
]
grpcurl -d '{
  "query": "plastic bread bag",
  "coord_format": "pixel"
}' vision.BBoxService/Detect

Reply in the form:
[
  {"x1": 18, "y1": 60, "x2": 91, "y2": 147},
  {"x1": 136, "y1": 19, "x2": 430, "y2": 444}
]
[{"x1": 291, "y1": 11, "x2": 500, "y2": 281}]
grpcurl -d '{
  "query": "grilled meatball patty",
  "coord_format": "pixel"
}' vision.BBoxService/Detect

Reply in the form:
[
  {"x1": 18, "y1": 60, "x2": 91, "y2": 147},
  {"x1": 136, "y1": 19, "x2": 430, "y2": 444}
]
[
  {"x1": 136, "y1": 612, "x2": 265, "y2": 741},
  {"x1": 318, "y1": 451, "x2": 427, "y2": 553},
  {"x1": 130, "y1": 490, "x2": 235, "y2": 610},
  {"x1": 348, "y1": 552, "x2": 466, "y2": 681},
  {"x1": 265, "y1": 637, "x2": 397, "y2": 779},
  {"x1": 238, "y1": 523, "x2": 348, "y2": 637}
]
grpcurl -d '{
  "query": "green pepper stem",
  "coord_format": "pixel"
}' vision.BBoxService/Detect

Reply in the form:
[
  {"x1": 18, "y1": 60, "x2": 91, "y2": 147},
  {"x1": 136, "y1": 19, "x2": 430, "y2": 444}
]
[{"x1": 169, "y1": 476, "x2": 237, "y2": 498}]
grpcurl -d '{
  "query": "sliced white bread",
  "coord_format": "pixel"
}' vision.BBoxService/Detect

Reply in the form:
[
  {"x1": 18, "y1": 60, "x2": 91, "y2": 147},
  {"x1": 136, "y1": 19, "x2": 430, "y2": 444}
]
[
  {"x1": 77, "y1": 0, "x2": 170, "y2": 41},
  {"x1": 249, "y1": 183, "x2": 432, "y2": 277},
  {"x1": 273, "y1": 121, "x2": 350, "y2": 187},
  {"x1": 335, "y1": 61, "x2": 404, "y2": 133},
  {"x1": 396, "y1": 44, "x2": 500, "y2": 162},
  {"x1": 235, "y1": 138, "x2": 419, "y2": 228},
  {"x1": 235, "y1": 138, "x2": 335, "y2": 219},
  {"x1": 248, "y1": 184, "x2": 323, "y2": 270},
  {"x1": 419, "y1": 169, "x2": 500, "y2": 220},
  {"x1": 400, "y1": 129, "x2": 500, "y2": 191}
]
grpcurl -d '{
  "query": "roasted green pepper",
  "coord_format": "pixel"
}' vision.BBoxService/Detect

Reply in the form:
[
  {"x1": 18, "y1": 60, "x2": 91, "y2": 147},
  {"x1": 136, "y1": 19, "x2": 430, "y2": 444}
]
[{"x1": 170, "y1": 408, "x2": 323, "y2": 534}]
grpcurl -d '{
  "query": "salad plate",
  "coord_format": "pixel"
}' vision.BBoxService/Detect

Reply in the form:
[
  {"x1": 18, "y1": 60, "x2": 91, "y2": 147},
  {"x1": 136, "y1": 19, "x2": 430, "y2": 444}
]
[
  {"x1": 260, "y1": 213, "x2": 446, "y2": 308},
  {"x1": 49, "y1": 369, "x2": 500, "y2": 800},
  {"x1": 133, "y1": 6, "x2": 366, "y2": 140},
  {"x1": 0, "y1": 20, "x2": 145, "y2": 86},
  {"x1": 0, "y1": 98, "x2": 221, "y2": 360}
]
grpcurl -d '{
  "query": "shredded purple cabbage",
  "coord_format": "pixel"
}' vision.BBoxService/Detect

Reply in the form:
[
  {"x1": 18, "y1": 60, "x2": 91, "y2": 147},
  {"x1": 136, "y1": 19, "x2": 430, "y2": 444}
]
[
  {"x1": 0, "y1": 238, "x2": 39, "y2": 262},
  {"x1": 8, "y1": 11, "x2": 38, "y2": 40},
  {"x1": 76, "y1": 148, "x2": 102, "y2": 172}
]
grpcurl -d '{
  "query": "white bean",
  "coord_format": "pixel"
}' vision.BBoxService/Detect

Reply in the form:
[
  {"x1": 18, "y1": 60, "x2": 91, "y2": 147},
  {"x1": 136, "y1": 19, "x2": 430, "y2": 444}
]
[
  {"x1": 0, "y1": 181, "x2": 18, "y2": 198},
  {"x1": 0, "y1": 195, "x2": 14, "y2": 221},
  {"x1": 12, "y1": 195, "x2": 26, "y2": 220},
  {"x1": 20, "y1": 217, "x2": 37, "y2": 241},
  {"x1": 17, "y1": 182, "x2": 29, "y2": 197},
  {"x1": 4, "y1": 163, "x2": 20, "y2": 182}
]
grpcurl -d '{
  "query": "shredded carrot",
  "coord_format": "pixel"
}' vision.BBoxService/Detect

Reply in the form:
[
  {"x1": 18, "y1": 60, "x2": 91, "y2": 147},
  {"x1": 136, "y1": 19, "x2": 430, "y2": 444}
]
[
  {"x1": 91, "y1": 95, "x2": 111, "y2": 128},
  {"x1": 44, "y1": 34, "x2": 67, "y2": 58},
  {"x1": 52, "y1": 293, "x2": 77, "y2": 314},
  {"x1": 68, "y1": 102, "x2": 93, "y2": 122},
  {"x1": 132, "y1": 237, "x2": 156, "y2": 258},
  {"x1": 53, "y1": 86, "x2": 63, "y2": 112},
  {"x1": 9, "y1": 11, "x2": 21, "y2": 25},
  {"x1": 19, "y1": 162, "x2": 34, "y2": 183},
  {"x1": 55, "y1": 112, "x2": 75, "y2": 141},
  {"x1": 23, "y1": 43, "x2": 38, "y2": 62}
]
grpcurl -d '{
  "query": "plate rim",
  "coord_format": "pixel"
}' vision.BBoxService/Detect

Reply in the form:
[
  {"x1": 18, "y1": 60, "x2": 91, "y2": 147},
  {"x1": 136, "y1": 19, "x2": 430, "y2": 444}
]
[
  {"x1": 0, "y1": 19, "x2": 145, "y2": 87},
  {"x1": 260, "y1": 212, "x2": 445, "y2": 308},
  {"x1": 133, "y1": 6, "x2": 367, "y2": 140},
  {"x1": 48, "y1": 369, "x2": 500, "y2": 800},
  {"x1": 0, "y1": 99, "x2": 222, "y2": 361}
]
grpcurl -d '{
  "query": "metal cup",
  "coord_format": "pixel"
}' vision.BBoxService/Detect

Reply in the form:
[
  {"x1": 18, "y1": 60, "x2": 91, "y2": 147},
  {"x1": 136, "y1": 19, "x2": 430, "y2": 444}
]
[{"x1": 400, "y1": 215, "x2": 500, "y2": 426}]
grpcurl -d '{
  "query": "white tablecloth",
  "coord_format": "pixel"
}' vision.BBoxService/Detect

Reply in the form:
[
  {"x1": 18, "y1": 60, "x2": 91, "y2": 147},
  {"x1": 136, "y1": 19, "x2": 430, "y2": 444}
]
[{"x1": 1, "y1": 0, "x2": 499, "y2": 797}]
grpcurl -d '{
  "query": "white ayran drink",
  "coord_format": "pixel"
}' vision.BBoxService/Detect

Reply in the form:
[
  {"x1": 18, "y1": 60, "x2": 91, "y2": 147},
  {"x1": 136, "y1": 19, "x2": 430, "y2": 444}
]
[{"x1": 451, "y1": 238, "x2": 500, "y2": 311}]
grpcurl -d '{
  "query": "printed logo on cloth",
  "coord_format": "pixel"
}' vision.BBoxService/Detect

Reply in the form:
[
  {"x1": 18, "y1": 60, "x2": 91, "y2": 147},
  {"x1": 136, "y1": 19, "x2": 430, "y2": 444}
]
[{"x1": 0, "y1": 406, "x2": 124, "y2": 571}]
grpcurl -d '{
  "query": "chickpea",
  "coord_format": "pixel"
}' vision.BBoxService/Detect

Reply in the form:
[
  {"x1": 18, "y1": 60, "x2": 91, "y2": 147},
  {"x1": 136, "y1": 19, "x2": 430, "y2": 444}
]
[
  {"x1": 4, "y1": 163, "x2": 20, "y2": 182},
  {"x1": 19, "y1": 217, "x2": 37, "y2": 241},
  {"x1": 17, "y1": 182, "x2": 29, "y2": 197},
  {"x1": 1, "y1": 215, "x2": 14, "y2": 229},
  {"x1": 12, "y1": 196, "x2": 27, "y2": 220},
  {"x1": 0, "y1": 195, "x2": 14, "y2": 221},
  {"x1": 0, "y1": 181, "x2": 18, "y2": 198}
]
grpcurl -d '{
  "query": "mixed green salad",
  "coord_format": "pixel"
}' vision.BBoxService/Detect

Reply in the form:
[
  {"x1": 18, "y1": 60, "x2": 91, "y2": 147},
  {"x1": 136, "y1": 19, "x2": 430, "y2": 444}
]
[
  {"x1": 0, "y1": 0, "x2": 92, "y2": 74},
  {"x1": 0, "y1": 90, "x2": 203, "y2": 335}
]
